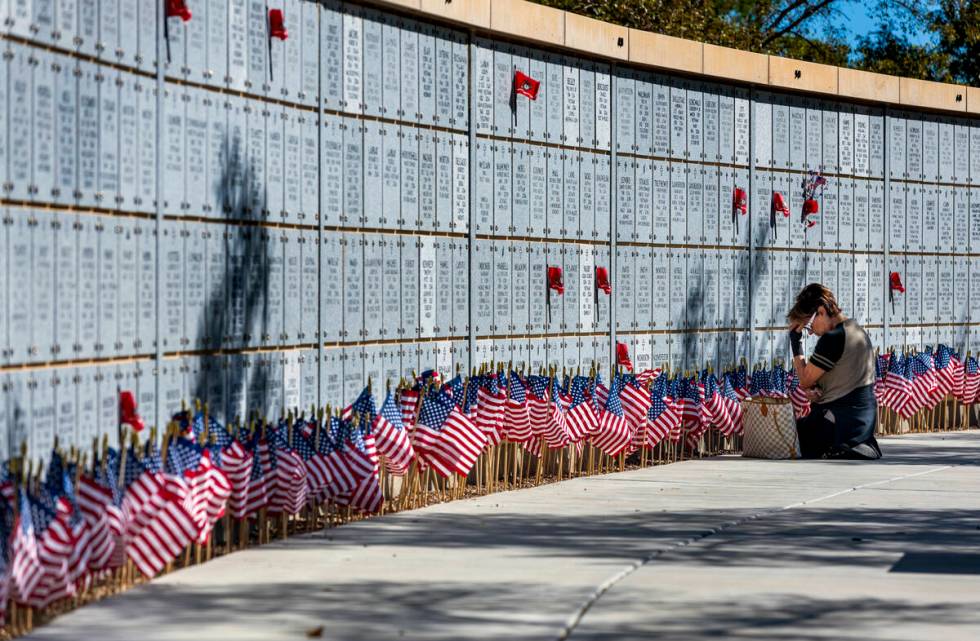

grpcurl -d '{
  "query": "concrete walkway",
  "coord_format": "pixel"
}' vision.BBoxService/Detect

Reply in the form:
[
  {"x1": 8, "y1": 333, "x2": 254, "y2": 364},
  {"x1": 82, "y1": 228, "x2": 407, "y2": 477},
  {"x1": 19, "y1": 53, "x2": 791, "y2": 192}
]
[{"x1": 28, "y1": 431, "x2": 980, "y2": 641}]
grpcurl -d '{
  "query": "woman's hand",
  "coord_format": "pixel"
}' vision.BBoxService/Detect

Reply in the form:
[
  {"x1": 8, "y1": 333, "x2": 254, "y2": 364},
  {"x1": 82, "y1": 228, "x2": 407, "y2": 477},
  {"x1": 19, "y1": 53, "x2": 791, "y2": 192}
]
[
  {"x1": 804, "y1": 388, "x2": 823, "y2": 402},
  {"x1": 788, "y1": 324, "x2": 805, "y2": 357}
]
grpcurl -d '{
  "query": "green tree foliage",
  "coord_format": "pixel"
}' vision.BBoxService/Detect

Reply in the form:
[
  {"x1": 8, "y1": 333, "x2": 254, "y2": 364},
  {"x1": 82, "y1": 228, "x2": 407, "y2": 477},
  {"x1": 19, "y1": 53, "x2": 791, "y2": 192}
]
[
  {"x1": 532, "y1": 0, "x2": 980, "y2": 84},
  {"x1": 536, "y1": 0, "x2": 850, "y2": 64},
  {"x1": 932, "y1": 0, "x2": 980, "y2": 84}
]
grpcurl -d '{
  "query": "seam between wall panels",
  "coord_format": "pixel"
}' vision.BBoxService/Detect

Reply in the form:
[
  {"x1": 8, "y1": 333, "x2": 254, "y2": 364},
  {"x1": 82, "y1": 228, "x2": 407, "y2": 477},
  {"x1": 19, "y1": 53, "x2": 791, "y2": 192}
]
[
  {"x1": 468, "y1": 30, "x2": 477, "y2": 372},
  {"x1": 317, "y1": 3, "x2": 325, "y2": 409},
  {"x1": 883, "y1": 106, "x2": 891, "y2": 349},
  {"x1": 609, "y1": 62, "x2": 617, "y2": 374},
  {"x1": 154, "y1": 0, "x2": 166, "y2": 432},
  {"x1": 748, "y1": 87, "x2": 756, "y2": 366}
]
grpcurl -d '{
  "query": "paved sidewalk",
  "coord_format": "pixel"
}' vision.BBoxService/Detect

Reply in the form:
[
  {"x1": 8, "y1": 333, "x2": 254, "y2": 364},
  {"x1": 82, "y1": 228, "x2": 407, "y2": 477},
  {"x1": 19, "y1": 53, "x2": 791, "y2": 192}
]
[{"x1": 28, "y1": 431, "x2": 980, "y2": 641}]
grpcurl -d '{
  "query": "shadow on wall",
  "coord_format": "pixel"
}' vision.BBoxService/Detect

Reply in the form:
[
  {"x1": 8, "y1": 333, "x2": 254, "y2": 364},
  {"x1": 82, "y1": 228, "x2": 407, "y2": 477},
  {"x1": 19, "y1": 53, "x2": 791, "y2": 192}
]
[
  {"x1": 681, "y1": 280, "x2": 703, "y2": 371},
  {"x1": 190, "y1": 135, "x2": 273, "y2": 424},
  {"x1": 750, "y1": 221, "x2": 773, "y2": 362}
]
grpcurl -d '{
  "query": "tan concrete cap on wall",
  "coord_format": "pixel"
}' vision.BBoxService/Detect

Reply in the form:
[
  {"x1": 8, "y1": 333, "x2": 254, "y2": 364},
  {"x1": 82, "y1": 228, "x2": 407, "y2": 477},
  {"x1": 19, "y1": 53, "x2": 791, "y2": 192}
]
[
  {"x1": 418, "y1": 0, "x2": 490, "y2": 29},
  {"x1": 967, "y1": 87, "x2": 980, "y2": 115},
  {"x1": 769, "y1": 56, "x2": 838, "y2": 95},
  {"x1": 838, "y1": 67, "x2": 899, "y2": 104},
  {"x1": 490, "y1": 0, "x2": 564, "y2": 47},
  {"x1": 629, "y1": 29, "x2": 702, "y2": 74},
  {"x1": 703, "y1": 43, "x2": 767, "y2": 85},
  {"x1": 564, "y1": 12, "x2": 628, "y2": 61},
  {"x1": 900, "y1": 77, "x2": 966, "y2": 112},
  {"x1": 379, "y1": 0, "x2": 980, "y2": 114}
]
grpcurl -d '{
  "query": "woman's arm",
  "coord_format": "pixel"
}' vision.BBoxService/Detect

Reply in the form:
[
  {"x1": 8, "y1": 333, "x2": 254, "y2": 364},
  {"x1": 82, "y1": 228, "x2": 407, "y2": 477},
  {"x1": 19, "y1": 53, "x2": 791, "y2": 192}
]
[
  {"x1": 789, "y1": 323, "x2": 828, "y2": 390},
  {"x1": 792, "y1": 354, "x2": 826, "y2": 390}
]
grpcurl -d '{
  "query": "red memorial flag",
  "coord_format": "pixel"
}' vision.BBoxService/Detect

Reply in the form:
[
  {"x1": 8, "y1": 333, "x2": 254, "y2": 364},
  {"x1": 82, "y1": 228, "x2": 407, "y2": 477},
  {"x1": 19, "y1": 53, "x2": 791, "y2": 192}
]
[{"x1": 514, "y1": 70, "x2": 540, "y2": 100}]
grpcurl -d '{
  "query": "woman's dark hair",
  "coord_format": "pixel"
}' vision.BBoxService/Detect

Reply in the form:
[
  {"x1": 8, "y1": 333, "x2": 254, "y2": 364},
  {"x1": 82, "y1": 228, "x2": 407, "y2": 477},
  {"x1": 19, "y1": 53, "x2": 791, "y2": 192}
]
[{"x1": 786, "y1": 283, "x2": 841, "y2": 325}]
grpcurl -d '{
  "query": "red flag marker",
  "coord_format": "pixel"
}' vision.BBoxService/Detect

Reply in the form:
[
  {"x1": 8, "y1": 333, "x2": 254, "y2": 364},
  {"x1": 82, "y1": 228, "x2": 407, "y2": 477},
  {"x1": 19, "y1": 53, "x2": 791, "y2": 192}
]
[
  {"x1": 165, "y1": 0, "x2": 192, "y2": 22},
  {"x1": 732, "y1": 187, "x2": 747, "y2": 215},
  {"x1": 514, "y1": 70, "x2": 540, "y2": 100},
  {"x1": 772, "y1": 191, "x2": 790, "y2": 217},
  {"x1": 119, "y1": 390, "x2": 144, "y2": 432},
  {"x1": 269, "y1": 8, "x2": 288, "y2": 40},
  {"x1": 616, "y1": 342, "x2": 633, "y2": 371},
  {"x1": 595, "y1": 266, "x2": 612, "y2": 294},
  {"x1": 547, "y1": 266, "x2": 564, "y2": 294},
  {"x1": 889, "y1": 272, "x2": 905, "y2": 294}
]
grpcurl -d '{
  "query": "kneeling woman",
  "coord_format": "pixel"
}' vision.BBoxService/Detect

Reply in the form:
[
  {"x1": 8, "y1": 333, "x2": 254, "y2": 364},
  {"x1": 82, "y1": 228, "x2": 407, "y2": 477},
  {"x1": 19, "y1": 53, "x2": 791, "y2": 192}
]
[{"x1": 786, "y1": 284, "x2": 882, "y2": 460}]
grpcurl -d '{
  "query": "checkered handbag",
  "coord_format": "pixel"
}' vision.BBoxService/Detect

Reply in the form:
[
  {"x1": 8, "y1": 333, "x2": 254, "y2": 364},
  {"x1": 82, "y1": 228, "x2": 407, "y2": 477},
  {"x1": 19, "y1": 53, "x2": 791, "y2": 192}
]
[{"x1": 741, "y1": 397, "x2": 800, "y2": 459}]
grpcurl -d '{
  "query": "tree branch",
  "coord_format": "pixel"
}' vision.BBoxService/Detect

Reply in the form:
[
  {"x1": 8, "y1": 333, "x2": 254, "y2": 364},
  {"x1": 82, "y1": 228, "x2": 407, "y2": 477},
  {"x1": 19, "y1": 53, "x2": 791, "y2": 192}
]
[
  {"x1": 763, "y1": 0, "x2": 810, "y2": 34},
  {"x1": 762, "y1": 0, "x2": 838, "y2": 47}
]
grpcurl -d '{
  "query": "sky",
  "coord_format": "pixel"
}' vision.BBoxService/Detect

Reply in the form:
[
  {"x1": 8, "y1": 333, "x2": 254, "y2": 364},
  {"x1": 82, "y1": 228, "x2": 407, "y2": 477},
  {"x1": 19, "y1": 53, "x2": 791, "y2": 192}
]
[
  {"x1": 840, "y1": 2, "x2": 876, "y2": 42},
  {"x1": 838, "y1": 1, "x2": 935, "y2": 47}
]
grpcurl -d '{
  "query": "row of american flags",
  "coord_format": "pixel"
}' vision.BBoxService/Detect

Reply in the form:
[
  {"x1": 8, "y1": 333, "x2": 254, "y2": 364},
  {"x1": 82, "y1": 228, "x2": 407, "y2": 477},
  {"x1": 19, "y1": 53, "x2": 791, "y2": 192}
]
[
  {"x1": 876, "y1": 344, "x2": 980, "y2": 418},
  {"x1": 0, "y1": 344, "x2": 975, "y2": 632}
]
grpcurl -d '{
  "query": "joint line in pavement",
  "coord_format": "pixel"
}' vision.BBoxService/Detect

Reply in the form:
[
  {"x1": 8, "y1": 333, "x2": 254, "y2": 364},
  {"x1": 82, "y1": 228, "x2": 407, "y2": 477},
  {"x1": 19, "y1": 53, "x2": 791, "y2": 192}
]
[{"x1": 556, "y1": 465, "x2": 953, "y2": 641}]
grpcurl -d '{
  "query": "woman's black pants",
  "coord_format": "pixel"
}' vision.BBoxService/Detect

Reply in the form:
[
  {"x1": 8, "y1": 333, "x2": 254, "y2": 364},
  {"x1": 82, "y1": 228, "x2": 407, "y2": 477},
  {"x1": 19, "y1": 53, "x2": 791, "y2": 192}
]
[{"x1": 795, "y1": 385, "x2": 882, "y2": 460}]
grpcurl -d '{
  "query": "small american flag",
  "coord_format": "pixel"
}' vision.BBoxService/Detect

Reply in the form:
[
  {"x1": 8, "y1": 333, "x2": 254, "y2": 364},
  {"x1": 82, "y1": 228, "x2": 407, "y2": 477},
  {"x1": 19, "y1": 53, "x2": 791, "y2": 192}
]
[
  {"x1": 679, "y1": 376, "x2": 702, "y2": 428},
  {"x1": 734, "y1": 364, "x2": 750, "y2": 400},
  {"x1": 619, "y1": 376, "x2": 651, "y2": 429},
  {"x1": 126, "y1": 476, "x2": 199, "y2": 579},
  {"x1": 343, "y1": 386, "x2": 378, "y2": 423},
  {"x1": 475, "y1": 376, "x2": 506, "y2": 447},
  {"x1": 786, "y1": 369, "x2": 811, "y2": 420},
  {"x1": 325, "y1": 420, "x2": 376, "y2": 499},
  {"x1": 896, "y1": 357, "x2": 919, "y2": 419},
  {"x1": 462, "y1": 376, "x2": 480, "y2": 415},
  {"x1": 646, "y1": 384, "x2": 679, "y2": 447},
  {"x1": 347, "y1": 426, "x2": 383, "y2": 514},
  {"x1": 165, "y1": 437, "x2": 202, "y2": 477},
  {"x1": 704, "y1": 373, "x2": 734, "y2": 435},
  {"x1": 241, "y1": 440, "x2": 270, "y2": 517},
  {"x1": 399, "y1": 388, "x2": 420, "y2": 430},
  {"x1": 372, "y1": 392, "x2": 416, "y2": 475},
  {"x1": 183, "y1": 449, "x2": 233, "y2": 544},
  {"x1": 882, "y1": 353, "x2": 912, "y2": 415},
  {"x1": 933, "y1": 344, "x2": 955, "y2": 396},
  {"x1": 960, "y1": 355, "x2": 980, "y2": 405},
  {"x1": 11, "y1": 491, "x2": 44, "y2": 603},
  {"x1": 950, "y1": 350, "x2": 966, "y2": 400},
  {"x1": 719, "y1": 375, "x2": 745, "y2": 435},
  {"x1": 143, "y1": 441, "x2": 163, "y2": 474},
  {"x1": 636, "y1": 367, "x2": 662, "y2": 388},
  {"x1": 874, "y1": 352, "x2": 890, "y2": 403},
  {"x1": 592, "y1": 378, "x2": 632, "y2": 456},
  {"x1": 770, "y1": 363, "x2": 788, "y2": 398},
  {"x1": 565, "y1": 376, "x2": 599, "y2": 442},
  {"x1": 908, "y1": 351, "x2": 939, "y2": 413},
  {"x1": 96, "y1": 449, "x2": 123, "y2": 507},
  {"x1": 748, "y1": 368, "x2": 766, "y2": 398},
  {"x1": 292, "y1": 429, "x2": 328, "y2": 491},
  {"x1": 219, "y1": 440, "x2": 253, "y2": 520},
  {"x1": 503, "y1": 371, "x2": 533, "y2": 444},
  {"x1": 445, "y1": 375, "x2": 465, "y2": 405},
  {"x1": 528, "y1": 376, "x2": 569, "y2": 449},
  {"x1": 527, "y1": 375, "x2": 549, "y2": 401},
  {"x1": 415, "y1": 389, "x2": 487, "y2": 477}
]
